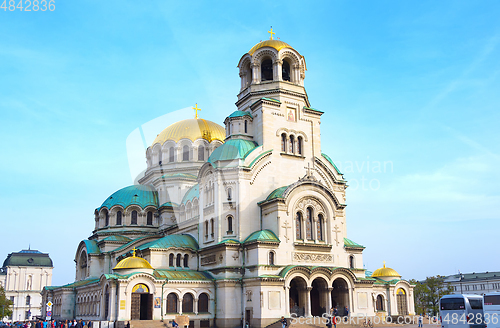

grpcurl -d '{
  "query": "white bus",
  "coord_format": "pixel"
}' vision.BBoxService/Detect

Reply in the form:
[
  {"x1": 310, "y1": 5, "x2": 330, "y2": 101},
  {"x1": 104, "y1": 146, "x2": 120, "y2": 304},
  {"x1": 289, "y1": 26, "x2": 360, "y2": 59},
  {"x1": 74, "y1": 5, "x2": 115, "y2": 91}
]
[
  {"x1": 440, "y1": 294, "x2": 485, "y2": 328},
  {"x1": 483, "y1": 292, "x2": 500, "y2": 328}
]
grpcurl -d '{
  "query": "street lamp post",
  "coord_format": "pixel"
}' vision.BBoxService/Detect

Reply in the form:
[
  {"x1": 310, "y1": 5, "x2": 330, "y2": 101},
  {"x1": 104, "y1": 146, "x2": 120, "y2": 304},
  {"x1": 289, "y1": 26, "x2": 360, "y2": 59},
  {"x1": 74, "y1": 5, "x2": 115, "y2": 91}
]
[{"x1": 460, "y1": 274, "x2": 464, "y2": 294}]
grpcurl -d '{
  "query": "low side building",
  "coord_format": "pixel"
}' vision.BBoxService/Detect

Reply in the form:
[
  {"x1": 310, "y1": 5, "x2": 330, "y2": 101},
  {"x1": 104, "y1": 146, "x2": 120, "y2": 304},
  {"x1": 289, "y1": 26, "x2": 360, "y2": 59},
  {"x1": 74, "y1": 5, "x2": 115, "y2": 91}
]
[
  {"x1": 0, "y1": 249, "x2": 53, "y2": 322},
  {"x1": 444, "y1": 271, "x2": 500, "y2": 295}
]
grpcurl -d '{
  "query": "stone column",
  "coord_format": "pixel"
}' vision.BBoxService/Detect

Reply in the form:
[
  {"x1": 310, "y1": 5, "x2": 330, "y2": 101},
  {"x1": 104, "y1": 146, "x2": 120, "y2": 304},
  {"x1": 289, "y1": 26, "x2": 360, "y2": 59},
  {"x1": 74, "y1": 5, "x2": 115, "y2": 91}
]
[
  {"x1": 251, "y1": 63, "x2": 260, "y2": 84},
  {"x1": 306, "y1": 287, "x2": 312, "y2": 317},
  {"x1": 285, "y1": 287, "x2": 291, "y2": 317},
  {"x1": 274, "y1": 59, "x2": 283, "y2": 81},
  {"x1": 327, "y1": 287, "x2": 333, "y2": 313},
  {"x1": 109, "y1": 282, "x2": 117, "y2": 321},
  {"x1": 178, "y1": 298, "x2": 183, "y2": 315},
  {"x1": 240, "y1": 71, "x2": 245, "y2": 90},
  {"x1": 194, "y1": 298, "x2": 199, "y2": 315}
]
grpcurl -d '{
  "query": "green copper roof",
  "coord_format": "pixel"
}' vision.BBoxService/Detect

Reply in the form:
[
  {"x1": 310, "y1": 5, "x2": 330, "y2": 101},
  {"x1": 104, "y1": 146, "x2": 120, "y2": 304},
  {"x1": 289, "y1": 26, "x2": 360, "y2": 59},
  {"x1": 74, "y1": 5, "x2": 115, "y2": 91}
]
[
  {"x1": 207, "y1": 139, "x2": 258, "y2": 167},
  {"x1": 217, "y1": 239, "x2": 241, "y2": 245},
  {"x1": 137, "y1": 234, "x2": 199, "y2": 251},
  {"x1": 153, "y1": 269, "x2": 213, "y2": 281},
  {"x1": 2, "y1": 249, "x2": 53, "y2": 268},
  {"x1": 262, "y1": 97, "x2": 281, "y2": 103},
  {"x1": 244, "y1": 229, "x2": 280, "y2": 244},
  {"x1": 101, "y1": 235, "x2": 132, "y2": 243},
  {"x1": 266, "y1": 185, "x2": 289, "y2": 201},
  {"x1": 344, "y1": 238, "x2": 365, "y2": 249},
  {"x1": 84, "y1": 240, "x2": 101, "y2": 254},
  {"x1": 160, "y1": 201, "x2": 178, "y2": 208},
  {"x1": 99, "y1": 185, "x2": 159, "y2": 210},
  {"x1": 228, "y1": 110, "x2": 253, "y2": 119},
  {"x1": 161, "y1": 173, "x2": 197, "y2": 179},
  {"x1": 321, "y1": 153, "x2": 343, "y2": 175},
  {"x1": 112, "y1": 236, "x2": 152, "y2": 253},
  {"x1": 304, "y1": 106, "x2": 324, "y2": 113},
  {"x1": 182, "y1": 184, "x2": 199, "y2": 204}
]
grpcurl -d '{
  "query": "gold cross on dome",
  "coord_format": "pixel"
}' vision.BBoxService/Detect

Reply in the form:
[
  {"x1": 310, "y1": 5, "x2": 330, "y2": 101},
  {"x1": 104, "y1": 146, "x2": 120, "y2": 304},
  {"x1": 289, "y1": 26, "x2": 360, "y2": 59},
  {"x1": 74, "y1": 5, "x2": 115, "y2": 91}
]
[
  {"x1": 268, "y1": 26, "x2": 275, "y2": 40},
  {"x1": 383, "y1": 261, "x2": 386, "y2": 268},
  {"x1": 193, "y1": 103, "x2": 201, "y2": 119},
  {"x1": 132, "y1": 248, "x2": 137, "y2": 257}
]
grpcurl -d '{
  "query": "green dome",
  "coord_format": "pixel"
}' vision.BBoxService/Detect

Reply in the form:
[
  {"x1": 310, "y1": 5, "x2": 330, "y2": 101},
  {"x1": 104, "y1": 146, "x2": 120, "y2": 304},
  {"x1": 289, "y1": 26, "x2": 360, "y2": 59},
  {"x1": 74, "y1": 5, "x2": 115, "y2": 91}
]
[
  {"x1": 182, "y1": 184, "x2": 199, "y2": 204},
  {"x1": 244, "y1": 229, "x2": 280, "y2": 244},
  {"x1": 207, "y1": 139, "x2": 258, "y2": 167},
  {"x1": 137, "y1": 234, "x2": 199, "y2": 251},
  {"x1": 2, "y1": 249, "x2": 53, "y2": 267},
  {"x1": 228, "y1": 110, "x2": 253, "y2": 119},
  {"x1": 99, "y1": 185, "x2": 158, "y2": 210}
]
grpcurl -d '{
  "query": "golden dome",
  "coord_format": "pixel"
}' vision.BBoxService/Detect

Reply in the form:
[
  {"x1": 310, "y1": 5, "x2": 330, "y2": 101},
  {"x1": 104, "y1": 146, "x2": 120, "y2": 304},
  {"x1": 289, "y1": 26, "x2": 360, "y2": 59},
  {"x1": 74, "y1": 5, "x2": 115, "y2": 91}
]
[
  {"x1": 152, "y1": 119, "x2": 226, "y2": 146},
  {"x1": 113, "y1": 249, "x2": 153, "y2": 270},
  {"x1": 248, "y1": 40, "x2": 293, "y2": 55},
  {"x1": 372, "y1": 262, "x2": 401, "y2": 278}
]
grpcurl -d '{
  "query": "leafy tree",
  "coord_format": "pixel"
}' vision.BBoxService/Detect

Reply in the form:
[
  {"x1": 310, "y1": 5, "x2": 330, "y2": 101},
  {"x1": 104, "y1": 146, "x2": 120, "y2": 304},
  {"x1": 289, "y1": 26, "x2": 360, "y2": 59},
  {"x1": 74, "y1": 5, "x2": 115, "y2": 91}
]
[
  {"x1": 411, "y1": 276, "x2": 454, "y2": 316},
  {"x1": 0, "y1": 285, "x2": 13, "y2": 319}
]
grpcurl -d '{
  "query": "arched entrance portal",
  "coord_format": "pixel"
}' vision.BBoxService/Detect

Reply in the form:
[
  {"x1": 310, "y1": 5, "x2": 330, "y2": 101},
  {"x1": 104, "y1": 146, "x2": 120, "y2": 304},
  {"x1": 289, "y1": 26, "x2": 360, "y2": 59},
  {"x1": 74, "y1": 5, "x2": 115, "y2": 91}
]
[
  {"x1": 289, "y1": 277, "x2": 307, "y2": 317},
  {"x1": 131, "y1": 284, "x2": 153, "y2": 320},
  {"x1": 311, "y1": 278, "x2": 328, "y2": 316},
  {"x1": 331, "y1": 278, "x2": 349, "y2": 315},
  {"x1": 397, "y1": 288, "x2": 408, "y2": 315}
]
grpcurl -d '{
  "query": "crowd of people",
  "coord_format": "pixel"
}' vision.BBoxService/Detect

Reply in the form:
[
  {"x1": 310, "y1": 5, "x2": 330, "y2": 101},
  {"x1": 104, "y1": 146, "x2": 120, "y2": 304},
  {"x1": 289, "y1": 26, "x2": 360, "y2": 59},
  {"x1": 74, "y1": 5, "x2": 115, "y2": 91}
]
[{"x1": 1, "y1": 319, "x2": 93, "y2": 328}]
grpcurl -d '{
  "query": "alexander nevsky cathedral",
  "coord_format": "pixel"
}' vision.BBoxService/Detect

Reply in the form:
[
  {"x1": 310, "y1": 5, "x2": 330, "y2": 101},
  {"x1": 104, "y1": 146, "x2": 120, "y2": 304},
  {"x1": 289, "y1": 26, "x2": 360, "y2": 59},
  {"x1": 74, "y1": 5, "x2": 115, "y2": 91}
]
[{"x1": 42, "y1": 31, "x2": 415, "y2": 328}]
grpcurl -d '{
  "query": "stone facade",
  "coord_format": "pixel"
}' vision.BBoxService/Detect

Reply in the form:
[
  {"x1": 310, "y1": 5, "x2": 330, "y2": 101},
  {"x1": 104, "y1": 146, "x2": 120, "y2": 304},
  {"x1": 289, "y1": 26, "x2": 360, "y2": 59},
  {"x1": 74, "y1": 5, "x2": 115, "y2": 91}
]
[{"x1": 42, "y1": 37, "x2": 414, "y2": 328}]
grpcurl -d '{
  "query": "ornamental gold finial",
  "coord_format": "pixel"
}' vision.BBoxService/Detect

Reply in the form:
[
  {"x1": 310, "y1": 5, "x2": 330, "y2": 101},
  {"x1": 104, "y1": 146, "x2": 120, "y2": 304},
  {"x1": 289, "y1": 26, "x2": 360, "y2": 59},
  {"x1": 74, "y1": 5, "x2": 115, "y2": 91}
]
[
  {"x1": 268, "y1": 26, "x2": 275, "y2": 40},
  {"x1": 193, "y1": 103, "x2": 201, "y2": 119},
  {"x1": 132, "y1": 248, "x2": 137, "y2": 257},
  {"x1": 383, "y1": 261, "x2": 386, "y2": 268}
]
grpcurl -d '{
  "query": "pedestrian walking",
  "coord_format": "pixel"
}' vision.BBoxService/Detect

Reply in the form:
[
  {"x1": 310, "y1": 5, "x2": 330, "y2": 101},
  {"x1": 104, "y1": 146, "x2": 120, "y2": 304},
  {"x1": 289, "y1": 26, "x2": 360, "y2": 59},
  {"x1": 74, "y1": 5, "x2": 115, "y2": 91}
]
[{"x1": 280, "y1": 316, "x2": 288, "y2": 328}]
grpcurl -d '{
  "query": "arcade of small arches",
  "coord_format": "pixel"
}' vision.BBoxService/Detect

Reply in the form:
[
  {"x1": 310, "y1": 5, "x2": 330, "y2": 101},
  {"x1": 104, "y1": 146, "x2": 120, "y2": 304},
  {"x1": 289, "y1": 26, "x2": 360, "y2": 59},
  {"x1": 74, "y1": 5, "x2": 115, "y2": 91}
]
[
  {"x1": 164, "y1": 291, "x2": 210, "y2": 314},
  {"x1": 168, "y1": 253, "x2": 190, "y2": 268},
  {"x1": 286, "y1": 272, "x2": 354, "y2": 318},
  {"x1": 97, "y1": 206, "x2": 158, "y2": 229},
  {"x1": 147, "y1": 139, "x2": 223, "y2": 168},
  {"x1": 179, "y1": 199, "x2": 200, "y2": 221},
  {"x1": 75, "y1": 292, "x2": 102, "y2": 318},
  {"x1": 239, "y1": 50, "x2": 304, "y2": 89},
  {"x1": 280, "y1": 132, "x2": 304, "y2": 156},
  {"x1": 295, "y1": 206, "x2": 327, "y2": 242}
]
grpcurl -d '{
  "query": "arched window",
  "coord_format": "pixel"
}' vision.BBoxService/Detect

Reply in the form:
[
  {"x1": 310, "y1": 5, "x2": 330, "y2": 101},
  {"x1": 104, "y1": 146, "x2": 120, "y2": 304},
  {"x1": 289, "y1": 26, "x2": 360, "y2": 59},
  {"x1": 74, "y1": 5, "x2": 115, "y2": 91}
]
[
  {"x1": 204, "y1": 221, "x2": 209, "y2": 238},
  {"x1": 169, "y1": 254, "x2": 174, "y2": 267},
  {"x1": 295, "y1": 212, "x2": 303, "y2": 240},
  {"x1": 169, "y1": 147, "x2": 174, "y2": 162},
  {"x1": 281, "y1": 133, "x2": 287, "y2": 152},
  {"x1": 349, "y1": 255, "x2": 355, "y2": 269},
  {"x1": 198, "y1": 293, "x2": 209, "y2": 313},
  {"x1": 261, "y1": 59, "x2": 273, "y2": 81},
  {"x1": 227, "y1": 188, "x2": 232, "y2": 201},
  {"x1": 104, "y1": 210, "x2": 109, "y2": 227},
  {"x1": 182, "y1": 293, "x2": 194, "y2": 313},
  {"x1": 210, "y1": 218, "x2": 214, "y2": 236},
  {"x1": 282, "y1": 60, "x2": 291, "y2": 82},
  {"x1": 306, "y1": 207, "x2": 313, "y2": 240},
  {"x1": 116, "y1": 211, "x2": 122, "y2": 225},
  {"x1": 183, "y1": 254, "x2": 189, "y2": 268},
  {"x1": 376, "y1": 295, "x2": 384, "y2": 311},
  {"x1": 289, "y1": 135, "x2": 295, "y2": 153},
  {"x1": 227, "y1": 216, "x2": 233, "y2": 234},
  {"x1": 182, "y1": 145, "x2": 189, "y2": 161},
  {"x1": 297, "y1": 137, "x2": 303, "y2": 155},
  {"x1": 147, "y1": 211, "x2": 153, "y2": 225},
  {"x1": 244, "y1": 120, "x2": 248, "y2": 133},
  {"x1": 131, "y1": 210, "x2": 138, "y2": 225},
  {"x1": 317, "y1": 214, "x2": 324, "y2": 241},
  {"x1": 269, "y1": 251, "x2": 275, "y2": 265},
  {"x1": 198, "y1": 146, "x2": 205, "y2": 161},
  {"x1": 166, "y1": 293, "x2": 178, "y2": 313},
  {"x1": 26, "y1": 295, "x2": 30, "y2": 305},
  {"x1": 176, "y1": 254, "x2": 181, "y2": 267}
]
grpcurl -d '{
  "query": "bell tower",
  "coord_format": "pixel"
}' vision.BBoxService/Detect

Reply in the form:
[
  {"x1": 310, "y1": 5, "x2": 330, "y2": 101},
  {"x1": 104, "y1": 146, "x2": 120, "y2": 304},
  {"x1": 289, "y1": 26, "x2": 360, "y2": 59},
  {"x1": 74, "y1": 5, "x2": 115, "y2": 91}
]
[{"x1": 235, "y1": 30, "x2": 322, "y2": 164}]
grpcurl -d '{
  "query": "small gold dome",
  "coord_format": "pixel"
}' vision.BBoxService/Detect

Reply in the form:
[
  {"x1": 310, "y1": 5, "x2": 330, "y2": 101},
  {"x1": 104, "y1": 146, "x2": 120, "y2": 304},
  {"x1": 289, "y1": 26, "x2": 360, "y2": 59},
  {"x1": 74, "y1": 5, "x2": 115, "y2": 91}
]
[
  {"x1": 113, "y1": 249, "x2": 153, "y2": 270},
  {"x1": 152, "y1": 119, "x2": 226, "y2": 146},
  {"x1": 372, "y1": 262, "x2": 401, "y2": 278},
  {"x1": 248, "y1": 40, "x2": 293, "y2": 55}
]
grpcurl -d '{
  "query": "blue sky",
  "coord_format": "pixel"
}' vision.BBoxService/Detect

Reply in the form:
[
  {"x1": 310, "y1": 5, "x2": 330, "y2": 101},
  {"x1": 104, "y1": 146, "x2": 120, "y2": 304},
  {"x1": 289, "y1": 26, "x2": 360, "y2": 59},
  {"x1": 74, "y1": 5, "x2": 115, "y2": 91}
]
[{"x1": 1, "y1": 0, "x2": 499, "y2": 286}]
